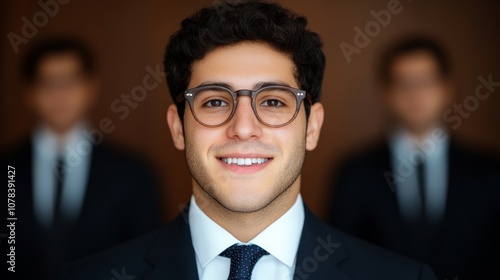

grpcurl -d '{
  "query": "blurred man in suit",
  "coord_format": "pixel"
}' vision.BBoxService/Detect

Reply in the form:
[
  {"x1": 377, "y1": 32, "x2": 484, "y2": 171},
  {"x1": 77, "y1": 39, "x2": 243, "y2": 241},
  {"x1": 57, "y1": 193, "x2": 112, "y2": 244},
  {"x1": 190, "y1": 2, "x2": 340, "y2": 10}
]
[
  {"x1": 1, "y1": 37, "x2": 162, "y2": 279},
  {"x1": 329, "y1": 37, "x2": 500, "y2": 279},
  {"x1": 59, "y1": 2, "x2": 437, "y2": 280}
]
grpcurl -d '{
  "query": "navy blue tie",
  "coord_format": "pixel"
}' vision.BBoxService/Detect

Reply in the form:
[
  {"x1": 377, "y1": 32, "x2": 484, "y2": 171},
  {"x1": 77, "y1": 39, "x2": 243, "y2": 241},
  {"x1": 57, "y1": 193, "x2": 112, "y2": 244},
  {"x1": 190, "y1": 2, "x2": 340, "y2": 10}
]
[{"x1": 220, "y1": 244, "x2": 269, "y2": 280}]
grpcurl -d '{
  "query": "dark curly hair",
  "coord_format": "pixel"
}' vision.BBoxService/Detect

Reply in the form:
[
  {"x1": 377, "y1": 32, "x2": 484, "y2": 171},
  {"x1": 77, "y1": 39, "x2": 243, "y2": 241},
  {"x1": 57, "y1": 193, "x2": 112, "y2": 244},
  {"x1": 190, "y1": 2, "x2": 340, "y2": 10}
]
[
  {"x1": 164, "y1": 0, "x2": 325, "y2": 120},
  {"x1": 379, "y1": 36, "x2": 451, "y2": 86},
  {"x1": 22, "y1": 36, "x2": 95, "y2": 83}
]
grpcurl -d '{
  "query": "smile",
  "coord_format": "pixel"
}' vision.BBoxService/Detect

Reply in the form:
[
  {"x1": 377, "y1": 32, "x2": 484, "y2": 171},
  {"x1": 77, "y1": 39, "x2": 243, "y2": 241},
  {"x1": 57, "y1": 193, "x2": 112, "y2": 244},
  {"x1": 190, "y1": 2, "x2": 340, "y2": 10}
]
[{"x1": 219, "y1": 157, "x2": 270, "y2": 166}]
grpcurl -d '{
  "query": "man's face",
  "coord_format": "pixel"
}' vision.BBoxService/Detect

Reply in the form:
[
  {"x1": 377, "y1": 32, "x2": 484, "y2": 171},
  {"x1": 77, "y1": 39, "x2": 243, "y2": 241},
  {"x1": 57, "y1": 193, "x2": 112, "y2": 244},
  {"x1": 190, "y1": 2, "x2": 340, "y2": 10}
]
[
  {"x1": 28, "y1": 53, "x2": 96, "y2": 133},
  {"x1": 385, "y1": 51, "x2": 452, "y2": 133},
  {"x1": 167, "y1": 42, "x2": 323, "y2": 213}
]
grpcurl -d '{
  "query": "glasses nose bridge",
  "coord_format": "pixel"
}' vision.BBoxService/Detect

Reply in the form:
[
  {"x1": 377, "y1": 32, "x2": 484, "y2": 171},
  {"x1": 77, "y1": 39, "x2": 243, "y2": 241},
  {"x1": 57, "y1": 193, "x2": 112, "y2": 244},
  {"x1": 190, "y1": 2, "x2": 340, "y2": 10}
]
[
  {"x1": 232, "y1": 89, "x2": 257, "y2": 117},
  {"x1": 233, "y1": 88, "x2": 257, "y2": 108},
  {"x1": 234, "y1": 89, "x2": 254, "y2": 99}
]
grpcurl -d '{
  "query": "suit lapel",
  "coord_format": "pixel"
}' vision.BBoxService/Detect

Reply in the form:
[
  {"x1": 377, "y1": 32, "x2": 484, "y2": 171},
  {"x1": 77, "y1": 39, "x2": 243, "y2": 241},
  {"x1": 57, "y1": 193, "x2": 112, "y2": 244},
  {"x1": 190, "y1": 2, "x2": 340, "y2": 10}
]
[
  {"x1": 440, "y1": 141, "x2": 464, "y2": 228},
  {"x1": 143, "y1": 207, "x2": 198, "y2": 280},
  {"x1": 19, "y1": 140, "x2": 34, "y2": 223},
  {"x1": 140, "y1": 204, "x2": 351, "y2": 279},
  {"x1": 76, "y1": 143, "x2": 100, "y2": 224},
  {"x1": 18, "y1": 140, "x2": 38, "y2": 236},
  {"x1": 379, "y1": 141, "x2": 405, "y2": 222},
  {"x1": 67, "y1": 143, "x2": 100, "y2": 244},
  {"x1": 294, "y1": 206, "x2": 350, "y2": 280}
]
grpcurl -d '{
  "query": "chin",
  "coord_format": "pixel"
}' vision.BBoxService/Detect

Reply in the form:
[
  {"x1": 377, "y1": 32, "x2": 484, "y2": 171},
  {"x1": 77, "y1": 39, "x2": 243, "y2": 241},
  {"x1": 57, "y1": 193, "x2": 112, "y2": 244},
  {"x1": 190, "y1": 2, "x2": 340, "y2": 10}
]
[{"x1": 218, "y1": 189, "x2": 274, "y2": 213}]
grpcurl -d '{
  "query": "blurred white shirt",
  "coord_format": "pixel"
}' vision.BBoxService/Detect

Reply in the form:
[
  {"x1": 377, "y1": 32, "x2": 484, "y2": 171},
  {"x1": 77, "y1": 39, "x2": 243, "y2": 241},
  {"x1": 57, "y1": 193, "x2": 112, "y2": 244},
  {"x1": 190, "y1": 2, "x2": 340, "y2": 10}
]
[
  {"x1": 32, "y1": 122, "x2": 92, "y2": 229},
  {"x1": 389, "y1": 127, "x2": 449, "y2": 224}
]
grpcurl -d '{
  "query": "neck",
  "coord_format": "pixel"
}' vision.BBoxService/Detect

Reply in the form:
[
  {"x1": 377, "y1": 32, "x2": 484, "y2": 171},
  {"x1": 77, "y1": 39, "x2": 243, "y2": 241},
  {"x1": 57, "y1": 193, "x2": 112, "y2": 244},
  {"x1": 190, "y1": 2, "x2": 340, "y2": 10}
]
[
  {"x1": 193, "y1": 178, "x2": 300, "y2": 242},
  {"x1": 50, "y1": 125, "x2": 75, "y2": 137},
  {"x1": 401, "y1": 122, "x2": 442, "y2": 141},
  {"x1": 41, "y1": 121, "x2": 75, "y2": 137}
]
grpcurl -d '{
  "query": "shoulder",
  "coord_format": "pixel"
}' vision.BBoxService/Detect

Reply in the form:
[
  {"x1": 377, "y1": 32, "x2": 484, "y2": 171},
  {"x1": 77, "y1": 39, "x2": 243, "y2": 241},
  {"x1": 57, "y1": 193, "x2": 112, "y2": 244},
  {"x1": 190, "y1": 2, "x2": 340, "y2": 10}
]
[
  {"x1": 449, "y1": 140, "x2": 500, "y2": 192},
  {"x1": 90, "y1": 142, "x2": 159, "y2": 188},
  {"x1": 58, "y1": 212, "x2": 192, "y2": 279},
  {"x1": 338, "y1": 141, "x2": 390, "y2": 175},
  {"x1": 0, "y1": 137, "x2": 31, "y2": 162},
  {"x1": 450, "y1": 140, "x2": 500, "y2": 173},
  {"x1": 335, "y1": 228, "x2": 433, "y2": 278},
  {"x1": 333, "y1": 141, "x2": 390, "y2": 195},
  {"x1": 59, "y1": 226, "x2": 162, "y2": 279},
  {"x1": 92, "y1": 142, "x2": 152, "y2": 170},
  {"x1": 298, "y1": 209, "x2": 436, "y2": 279}
]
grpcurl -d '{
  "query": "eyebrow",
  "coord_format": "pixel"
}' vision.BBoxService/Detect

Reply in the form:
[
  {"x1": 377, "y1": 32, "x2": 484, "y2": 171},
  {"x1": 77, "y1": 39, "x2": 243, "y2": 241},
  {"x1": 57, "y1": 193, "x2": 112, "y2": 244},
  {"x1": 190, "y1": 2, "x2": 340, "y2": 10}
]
[{"x1": 196, "y1": 80, "x2": 292, "y2": 90}]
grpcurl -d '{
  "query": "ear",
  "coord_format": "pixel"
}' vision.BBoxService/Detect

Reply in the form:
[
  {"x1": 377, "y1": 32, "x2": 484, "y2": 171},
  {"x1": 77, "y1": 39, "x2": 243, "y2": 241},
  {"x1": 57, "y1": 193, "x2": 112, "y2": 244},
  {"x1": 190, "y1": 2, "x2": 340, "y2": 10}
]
[
  {"x1": 305, "y1": 102, "x2": 324, "y2": 151},
  {"x1": 166, "y1": 104, "x2": 185, "y2": 150}
]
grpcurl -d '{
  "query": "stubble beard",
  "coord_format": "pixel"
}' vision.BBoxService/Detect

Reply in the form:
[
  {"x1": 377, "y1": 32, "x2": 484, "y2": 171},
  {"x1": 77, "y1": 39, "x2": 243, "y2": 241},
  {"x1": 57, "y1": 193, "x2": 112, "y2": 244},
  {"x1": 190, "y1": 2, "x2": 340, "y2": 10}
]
[{"x1": 185, "y1": 137, "x2": 306, "y2": 214}]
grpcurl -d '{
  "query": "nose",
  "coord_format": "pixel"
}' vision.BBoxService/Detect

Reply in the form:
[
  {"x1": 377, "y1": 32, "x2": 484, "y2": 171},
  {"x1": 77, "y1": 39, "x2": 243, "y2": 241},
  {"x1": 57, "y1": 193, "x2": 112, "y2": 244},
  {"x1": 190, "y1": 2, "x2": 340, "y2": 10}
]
[{"x1": 226, "y1": 96, "x2": 262, "y2": 141}]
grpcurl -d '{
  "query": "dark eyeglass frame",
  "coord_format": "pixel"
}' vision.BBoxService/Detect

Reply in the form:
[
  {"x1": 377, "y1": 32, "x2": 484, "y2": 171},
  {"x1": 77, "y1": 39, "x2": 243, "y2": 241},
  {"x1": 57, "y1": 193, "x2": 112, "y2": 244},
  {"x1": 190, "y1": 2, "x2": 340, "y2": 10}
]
[{"x1": 176, "y1": 85, "x2": 311, "y2": 128}]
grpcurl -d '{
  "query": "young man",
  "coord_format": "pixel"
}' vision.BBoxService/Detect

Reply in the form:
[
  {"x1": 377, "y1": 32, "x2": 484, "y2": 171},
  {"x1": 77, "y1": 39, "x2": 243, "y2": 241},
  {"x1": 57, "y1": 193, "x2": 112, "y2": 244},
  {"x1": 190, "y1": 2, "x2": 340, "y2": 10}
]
[
  {"x1": 59, "y1": 2, "x2": 437, "y2": 279},
  {"x1": 329, "y1": 37, "x2": 500, "y2": 279},
  {"x1": 1, "y1": 37, "x2": 162, "y2": 280}
]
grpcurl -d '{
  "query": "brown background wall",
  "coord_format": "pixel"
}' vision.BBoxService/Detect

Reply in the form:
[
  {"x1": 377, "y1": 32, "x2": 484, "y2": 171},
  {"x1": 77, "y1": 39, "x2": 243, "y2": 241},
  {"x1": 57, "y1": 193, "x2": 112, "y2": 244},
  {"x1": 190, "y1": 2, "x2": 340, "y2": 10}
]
[{"x1": 1, "y1": 0, "x2": 499, "y2": 221}]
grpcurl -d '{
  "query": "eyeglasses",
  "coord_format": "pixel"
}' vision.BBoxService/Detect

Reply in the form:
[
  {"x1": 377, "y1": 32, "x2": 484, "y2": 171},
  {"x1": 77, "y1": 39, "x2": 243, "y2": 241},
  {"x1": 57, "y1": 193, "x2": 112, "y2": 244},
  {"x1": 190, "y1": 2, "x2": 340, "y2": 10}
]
[{"x1": 176, "y1": 85, "x2": 311, "y2": 127}]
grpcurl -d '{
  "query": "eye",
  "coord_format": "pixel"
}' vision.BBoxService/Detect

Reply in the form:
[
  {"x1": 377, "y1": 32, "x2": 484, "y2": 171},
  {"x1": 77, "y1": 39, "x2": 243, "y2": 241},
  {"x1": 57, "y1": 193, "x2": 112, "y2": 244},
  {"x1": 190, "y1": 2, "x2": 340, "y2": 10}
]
[
  {"x1": 204, "y1": 99, "x2": 229, "y2": 108},
  {"x1": 261, "y1": 99, "x2": 284, "y2": 107}
]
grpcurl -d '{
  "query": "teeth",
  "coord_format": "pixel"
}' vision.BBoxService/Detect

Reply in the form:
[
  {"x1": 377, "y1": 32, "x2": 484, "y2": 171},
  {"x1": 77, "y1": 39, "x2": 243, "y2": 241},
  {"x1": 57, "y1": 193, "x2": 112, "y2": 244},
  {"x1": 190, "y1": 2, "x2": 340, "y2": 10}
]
[{"x1": 221, "y1": 157, "x2": 269, "y2": 166}]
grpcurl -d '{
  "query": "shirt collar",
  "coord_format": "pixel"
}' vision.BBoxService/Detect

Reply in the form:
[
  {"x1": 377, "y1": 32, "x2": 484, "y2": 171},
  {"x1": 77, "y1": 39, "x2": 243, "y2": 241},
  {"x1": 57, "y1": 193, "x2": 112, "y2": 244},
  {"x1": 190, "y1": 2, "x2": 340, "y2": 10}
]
[
  {"x1": 249, "y1": 195, "x2": 304, "y2": 267},
  {"x1": 189, "y1": 194, "x2": 304, "y2": 269},
  {"x1": 389, "y1": 126, "x2": 449, "y2": 160},
  {"x1": 33, "y1": 121, "x2": 91, "y2": 159}
]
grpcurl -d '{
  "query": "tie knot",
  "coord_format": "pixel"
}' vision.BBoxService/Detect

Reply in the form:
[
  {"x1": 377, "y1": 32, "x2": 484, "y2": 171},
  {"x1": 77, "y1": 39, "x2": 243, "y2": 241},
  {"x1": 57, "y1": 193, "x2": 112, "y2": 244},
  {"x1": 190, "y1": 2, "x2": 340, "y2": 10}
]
[{"x1": 220, "y1": 244, "x2": 269, "y2": 280}]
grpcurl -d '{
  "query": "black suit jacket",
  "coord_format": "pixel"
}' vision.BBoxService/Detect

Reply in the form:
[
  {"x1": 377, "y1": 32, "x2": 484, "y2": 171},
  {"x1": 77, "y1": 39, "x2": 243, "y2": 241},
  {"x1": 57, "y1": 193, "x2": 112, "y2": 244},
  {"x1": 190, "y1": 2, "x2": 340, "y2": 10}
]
[
  {"x1": 58, "y1": 205, "x2": 437, "y2": 280},
  {"x1": 329, "y1": 139, "x2": 500, "y2": 279},
  {"x1": 1, "y1": 139, "x2": 163, "y2": 280}
]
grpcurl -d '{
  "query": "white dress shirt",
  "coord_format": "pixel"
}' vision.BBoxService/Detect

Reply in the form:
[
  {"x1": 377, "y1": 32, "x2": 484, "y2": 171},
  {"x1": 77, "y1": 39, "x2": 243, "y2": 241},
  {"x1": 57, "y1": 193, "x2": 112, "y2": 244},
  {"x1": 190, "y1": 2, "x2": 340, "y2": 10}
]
[
  {"x1": 32, "y1": 122, "x2": 92, "y2": 229},
  {"x1": 189, "y1": 194, "x2": 305, "y2": 280},
  {"x1": 389, "y1": 128, "x2": 449, "y2": 224}
]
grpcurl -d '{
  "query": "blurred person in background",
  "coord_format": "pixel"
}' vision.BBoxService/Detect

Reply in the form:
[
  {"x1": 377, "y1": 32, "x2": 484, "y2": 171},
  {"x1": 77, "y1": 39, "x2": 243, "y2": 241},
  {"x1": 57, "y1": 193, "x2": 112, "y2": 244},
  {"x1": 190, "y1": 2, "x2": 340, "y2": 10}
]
[
  {"x1": 1, "y1": 36, "x2": 163, "y2": 280},
  {"x1": 328, "y1": 36, "x2": 500, "y2": 279}
]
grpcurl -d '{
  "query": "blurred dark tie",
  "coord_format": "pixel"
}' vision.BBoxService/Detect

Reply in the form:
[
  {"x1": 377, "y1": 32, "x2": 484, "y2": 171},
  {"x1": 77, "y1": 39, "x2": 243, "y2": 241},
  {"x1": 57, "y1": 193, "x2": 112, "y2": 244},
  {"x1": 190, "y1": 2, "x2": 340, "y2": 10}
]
[
  {"x1": 220, "y1": 244, "x2": 269, "y2": 280},
  {"x1": 415, "y1": 158, "x2": 433, "y2": 261},
  {"x1": 44, "y1": 156, "x2": 68, "y2": 278}
]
